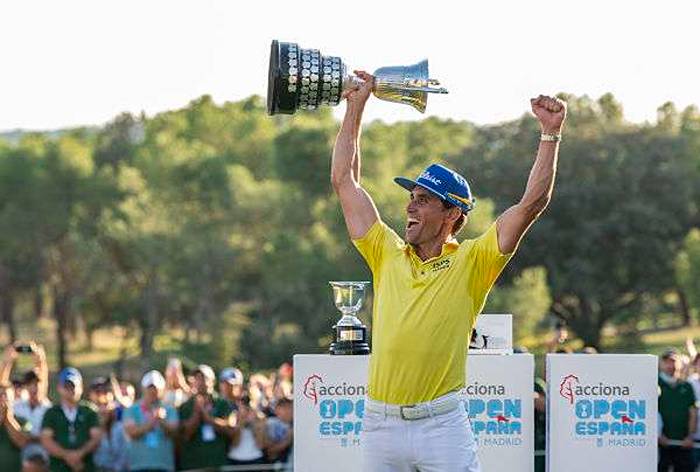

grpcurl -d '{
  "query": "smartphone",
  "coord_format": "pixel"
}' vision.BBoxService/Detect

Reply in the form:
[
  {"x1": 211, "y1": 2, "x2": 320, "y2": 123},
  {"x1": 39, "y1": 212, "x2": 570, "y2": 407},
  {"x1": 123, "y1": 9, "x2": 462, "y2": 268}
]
[{"x1": 15, "y1": 345, "x2": 34, "y2": 354}]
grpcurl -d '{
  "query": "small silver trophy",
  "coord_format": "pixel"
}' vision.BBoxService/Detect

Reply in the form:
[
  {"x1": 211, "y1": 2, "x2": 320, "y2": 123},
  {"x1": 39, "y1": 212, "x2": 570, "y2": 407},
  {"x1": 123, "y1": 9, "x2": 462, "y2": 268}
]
[{"x1": 329, "y1": 281, "x2": 370, "y2": 355}]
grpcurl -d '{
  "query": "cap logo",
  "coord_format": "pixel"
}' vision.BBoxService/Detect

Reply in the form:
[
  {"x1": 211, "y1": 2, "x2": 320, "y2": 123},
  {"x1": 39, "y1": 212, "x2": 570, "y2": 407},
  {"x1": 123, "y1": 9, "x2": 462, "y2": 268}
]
[{"x1": 419, "y1": 171, "x2": 442, "y2": 186}]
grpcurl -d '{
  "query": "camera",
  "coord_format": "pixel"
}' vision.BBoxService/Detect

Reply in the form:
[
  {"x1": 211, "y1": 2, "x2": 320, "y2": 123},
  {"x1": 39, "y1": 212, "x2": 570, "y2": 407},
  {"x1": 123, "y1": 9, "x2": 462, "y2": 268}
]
[{"x1": 14, "y1": 344, "x2": 34, "y2": 354}]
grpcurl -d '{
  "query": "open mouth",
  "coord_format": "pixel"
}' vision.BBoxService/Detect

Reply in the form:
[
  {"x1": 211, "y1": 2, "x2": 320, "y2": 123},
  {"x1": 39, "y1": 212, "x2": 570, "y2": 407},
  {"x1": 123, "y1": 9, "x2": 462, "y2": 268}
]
[{"x1": 406, "y1": 217, "x2": 420, "y2": 230}]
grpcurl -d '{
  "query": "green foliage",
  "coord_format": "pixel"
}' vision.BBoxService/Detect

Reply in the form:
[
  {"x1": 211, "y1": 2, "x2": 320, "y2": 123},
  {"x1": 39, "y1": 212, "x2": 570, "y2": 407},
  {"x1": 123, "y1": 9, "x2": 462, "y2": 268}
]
[
  {"x1": 2, "y1": 92, "x2": 699, "y2": 368},
  {"x1": 485, "y1": 267, "x2": 552, "y2": 343},
  {"x1": 676, "y1": 229, "x2": 700, "y2": 319}
]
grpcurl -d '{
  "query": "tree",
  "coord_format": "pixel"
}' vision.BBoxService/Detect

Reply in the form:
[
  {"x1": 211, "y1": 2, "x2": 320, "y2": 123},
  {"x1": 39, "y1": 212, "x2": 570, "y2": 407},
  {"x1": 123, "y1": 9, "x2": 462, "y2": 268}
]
[{"x1": 676, "y1": 229, "x2": 700, "y2": 323}]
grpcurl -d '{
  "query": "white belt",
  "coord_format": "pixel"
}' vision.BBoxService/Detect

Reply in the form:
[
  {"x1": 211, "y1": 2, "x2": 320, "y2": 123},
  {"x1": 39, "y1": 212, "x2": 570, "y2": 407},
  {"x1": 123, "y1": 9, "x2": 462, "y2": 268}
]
[{"x1": 365, "y1": 392, "x2": 461, "y2": 421}]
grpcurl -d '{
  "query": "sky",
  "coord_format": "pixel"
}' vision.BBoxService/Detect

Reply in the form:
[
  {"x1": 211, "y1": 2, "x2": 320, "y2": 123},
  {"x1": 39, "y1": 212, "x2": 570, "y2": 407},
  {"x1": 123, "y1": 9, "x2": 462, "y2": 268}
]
[{"x1": 2, "y1": 0, "x2": 699, "y2": 131}]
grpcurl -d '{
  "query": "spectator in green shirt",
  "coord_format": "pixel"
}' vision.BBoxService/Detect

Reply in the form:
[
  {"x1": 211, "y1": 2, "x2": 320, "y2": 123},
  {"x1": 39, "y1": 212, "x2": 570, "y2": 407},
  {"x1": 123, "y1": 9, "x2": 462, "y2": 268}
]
[
  {"x1": 0, "y1": 381, "x2": 31, "y2": 470},
  {"x1": 40, "y1": 368, "x2": 102, "y2": 472},
  {"x1": 178, "y1": 364, "x2": 235, "y2": 470},
  {"x1": 658, "y1": 348, "x2": 696, "y2": 472}
]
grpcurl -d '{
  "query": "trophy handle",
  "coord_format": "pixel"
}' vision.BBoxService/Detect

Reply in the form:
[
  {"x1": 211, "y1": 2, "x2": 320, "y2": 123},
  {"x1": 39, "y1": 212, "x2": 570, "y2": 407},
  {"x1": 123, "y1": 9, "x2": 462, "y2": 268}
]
[{"x1": 344, "y1": 75, "x2": 448, "y2": 94}]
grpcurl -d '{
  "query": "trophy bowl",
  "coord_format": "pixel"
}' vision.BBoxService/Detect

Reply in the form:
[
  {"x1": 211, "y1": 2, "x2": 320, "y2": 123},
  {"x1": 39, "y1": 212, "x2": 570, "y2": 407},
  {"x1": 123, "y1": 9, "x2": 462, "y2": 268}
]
[{"x1": 329, "y1": 281, "x2": 370, "y2": 355}]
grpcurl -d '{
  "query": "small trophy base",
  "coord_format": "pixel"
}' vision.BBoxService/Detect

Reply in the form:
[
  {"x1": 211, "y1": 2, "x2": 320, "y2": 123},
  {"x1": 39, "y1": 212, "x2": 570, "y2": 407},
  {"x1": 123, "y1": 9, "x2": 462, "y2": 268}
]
[
  {"x1": 329, "y1": 341, "x2": 370, "y2": 356},
  {"x1": 329, "y1": 324, "x2": 370, "y2": 355}
]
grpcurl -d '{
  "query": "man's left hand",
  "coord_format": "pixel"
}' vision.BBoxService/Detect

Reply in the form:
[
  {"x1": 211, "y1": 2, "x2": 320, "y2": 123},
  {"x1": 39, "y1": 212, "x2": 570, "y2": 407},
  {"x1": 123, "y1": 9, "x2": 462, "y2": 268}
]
[{"x1": 531, "y1": 95, "x2": 567, "y2": 134}]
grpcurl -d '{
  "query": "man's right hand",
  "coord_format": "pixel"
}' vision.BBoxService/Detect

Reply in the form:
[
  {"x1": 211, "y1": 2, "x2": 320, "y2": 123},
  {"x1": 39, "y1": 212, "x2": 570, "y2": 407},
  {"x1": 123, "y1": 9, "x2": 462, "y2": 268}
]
[{"x1": 343, "y1": 70, "x2": 374, "y2": 110}]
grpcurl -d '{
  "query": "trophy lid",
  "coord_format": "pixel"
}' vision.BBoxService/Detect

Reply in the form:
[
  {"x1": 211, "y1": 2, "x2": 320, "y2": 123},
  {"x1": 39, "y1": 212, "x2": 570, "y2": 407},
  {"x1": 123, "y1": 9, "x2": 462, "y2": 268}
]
[
  {"x1": 267, "y1": 40, "x2": 281, "y2": 115},
  {"x1": 267, "y1": 40, "x2": 300, "y2": 115}
]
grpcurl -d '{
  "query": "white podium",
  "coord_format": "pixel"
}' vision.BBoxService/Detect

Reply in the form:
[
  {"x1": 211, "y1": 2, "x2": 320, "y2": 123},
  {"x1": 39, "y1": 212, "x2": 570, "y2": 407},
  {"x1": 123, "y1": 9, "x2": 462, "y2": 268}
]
[
  {"x1": 546, "y1": 354, "x2": 658, "y2": 472},
  {"x1": 294, "y1": 353, "x2": 534, "y2": 472}
]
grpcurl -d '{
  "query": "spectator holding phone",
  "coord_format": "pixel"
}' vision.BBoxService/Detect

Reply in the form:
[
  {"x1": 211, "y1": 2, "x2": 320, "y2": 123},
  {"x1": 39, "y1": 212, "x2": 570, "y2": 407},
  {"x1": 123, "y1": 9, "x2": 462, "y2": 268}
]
[{"x1": 1, "y1": 342, "x2": 52, "y2": 462}]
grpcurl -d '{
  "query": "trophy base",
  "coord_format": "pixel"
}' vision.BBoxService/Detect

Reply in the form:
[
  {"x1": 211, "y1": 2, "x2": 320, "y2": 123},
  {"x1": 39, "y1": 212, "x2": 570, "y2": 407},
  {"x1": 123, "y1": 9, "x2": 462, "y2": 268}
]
[
  {"x1": 329, "y1": 340, "x2": 370, "y2": 356},
  {"x1": 330, "y1": 322, "x2": 370, "y2": 355}
]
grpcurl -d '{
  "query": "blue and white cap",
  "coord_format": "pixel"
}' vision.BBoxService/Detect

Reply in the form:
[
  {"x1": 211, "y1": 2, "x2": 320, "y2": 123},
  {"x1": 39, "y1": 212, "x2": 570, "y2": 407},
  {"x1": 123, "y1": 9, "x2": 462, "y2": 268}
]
[
  {"x1": 58, "y1": 367, "x2": 83, "y2": 388},
  {"x1": 394, "y1": 163, "x2": 475, "y2": 213},
  {"x1": 220, "y1": 367, "x2": 244, "y2": 386}
]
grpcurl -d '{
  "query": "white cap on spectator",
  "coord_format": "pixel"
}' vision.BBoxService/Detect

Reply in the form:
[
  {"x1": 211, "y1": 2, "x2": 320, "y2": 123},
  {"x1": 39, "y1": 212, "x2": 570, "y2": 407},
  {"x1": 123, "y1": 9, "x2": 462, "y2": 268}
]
[
  {"x1": 220, "y1": 367, "x2": 243, "y2": 385},
  {"x1": 141, "y1": 370, "x2": 165, "y2": 390}
]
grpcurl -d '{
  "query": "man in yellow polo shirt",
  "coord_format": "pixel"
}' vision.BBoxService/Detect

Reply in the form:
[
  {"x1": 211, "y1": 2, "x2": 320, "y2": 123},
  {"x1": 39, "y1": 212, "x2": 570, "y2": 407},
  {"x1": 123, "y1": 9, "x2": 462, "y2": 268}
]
[{"x1": 331, "y1": 71, "x2": 567, "y2": 472}]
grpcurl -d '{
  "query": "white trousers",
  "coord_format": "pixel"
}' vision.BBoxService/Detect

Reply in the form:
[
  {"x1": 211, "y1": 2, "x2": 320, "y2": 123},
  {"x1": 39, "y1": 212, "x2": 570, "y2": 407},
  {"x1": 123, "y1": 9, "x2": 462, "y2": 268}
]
[{"x1": 361, "y1": 399, "x2": 481, "y2": 472}]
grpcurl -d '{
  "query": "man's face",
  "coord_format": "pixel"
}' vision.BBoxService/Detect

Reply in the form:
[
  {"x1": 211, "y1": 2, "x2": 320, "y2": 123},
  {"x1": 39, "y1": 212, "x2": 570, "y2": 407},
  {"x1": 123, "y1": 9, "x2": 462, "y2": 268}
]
[
  {"x1": 89, "y1": 388, "x2": 113, "y2": 407},
  {"x1": 661, "y1": 356, "x2": 680, "y2": 377},
  {"x1": 275, "y1": 403, "x2": 293, "y2": 423},
  {"x1": 194, "y1": 373, "x2": 212, "y2": 395},
  {"x1": 405, "y1": 187, "x2": 455, "y2": 245},
  {"x1": 26, "y1": 380, "x2": 39, "y2": 401},
  {"x1": 58, "y1": 382, "x2": 82, "y2": 403},
  {"x1": 219, "y1": 381, "x2": 233, "y2": 399},
  {"x1": 144, "y1": 385, "x2": 162, "y2": 403}
]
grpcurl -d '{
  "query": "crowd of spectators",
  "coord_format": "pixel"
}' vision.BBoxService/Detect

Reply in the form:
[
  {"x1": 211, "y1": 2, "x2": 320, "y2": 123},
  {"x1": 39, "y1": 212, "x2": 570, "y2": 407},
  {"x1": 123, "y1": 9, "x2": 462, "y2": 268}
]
[
  {"x1": 5, "y1": 334, "x2": 700, "y2": 472},
  {"x1": 0, "y1": 341, "x2": 294, "y2": 471}
]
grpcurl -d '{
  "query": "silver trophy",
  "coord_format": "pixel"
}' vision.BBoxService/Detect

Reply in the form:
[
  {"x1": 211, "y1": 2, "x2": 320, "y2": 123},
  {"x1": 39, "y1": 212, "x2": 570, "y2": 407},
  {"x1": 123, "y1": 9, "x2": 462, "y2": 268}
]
[
  {"x1": 329, "y1": 281, "x2": 370, "y2": 355},
  {"x1": 267, "y1": 40, "x2": 448, "y2": 115}
]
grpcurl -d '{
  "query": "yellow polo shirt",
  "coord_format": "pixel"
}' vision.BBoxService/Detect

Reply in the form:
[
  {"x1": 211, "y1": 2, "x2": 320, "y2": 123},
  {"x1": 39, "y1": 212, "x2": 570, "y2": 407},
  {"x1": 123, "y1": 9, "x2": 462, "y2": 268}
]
[{"x1": 353, "y1": 219, "x2": 513, "y2": 405}]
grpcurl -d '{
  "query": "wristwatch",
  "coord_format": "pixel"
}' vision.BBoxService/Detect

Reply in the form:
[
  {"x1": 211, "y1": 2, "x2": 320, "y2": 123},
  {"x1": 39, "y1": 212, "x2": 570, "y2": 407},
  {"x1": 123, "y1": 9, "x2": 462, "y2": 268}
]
[{"x1": 540, "y1": 133, "x2": 562, "y2": 143}]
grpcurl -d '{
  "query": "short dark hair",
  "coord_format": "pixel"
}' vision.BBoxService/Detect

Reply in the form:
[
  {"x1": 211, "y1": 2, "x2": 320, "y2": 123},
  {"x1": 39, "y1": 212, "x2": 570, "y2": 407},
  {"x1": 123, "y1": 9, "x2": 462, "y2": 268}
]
[
  {"x1": 661, "y1": 348, "x2": 680, "y2": 360},
  {"x1": 23, "y1": 369, "x2": 41, "y2": 385},
  {"x1": 441, "y1": 200, "x2": 467, "y2": 236}
]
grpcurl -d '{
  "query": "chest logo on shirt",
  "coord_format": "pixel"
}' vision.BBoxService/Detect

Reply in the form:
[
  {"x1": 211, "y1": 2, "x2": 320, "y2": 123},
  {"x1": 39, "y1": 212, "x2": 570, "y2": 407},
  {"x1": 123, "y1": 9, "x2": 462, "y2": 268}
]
[{"x1": 429, "y1": 259, "x2": 452, "y2": 273}]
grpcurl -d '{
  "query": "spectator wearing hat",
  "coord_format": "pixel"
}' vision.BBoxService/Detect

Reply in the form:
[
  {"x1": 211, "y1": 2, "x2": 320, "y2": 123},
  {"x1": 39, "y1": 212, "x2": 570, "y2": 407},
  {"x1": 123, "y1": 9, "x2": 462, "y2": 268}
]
[
  {"x1": 264, "y1": 397, "x2": 293, "y2": 465},
  {"x1": 40, "y1": 368, "x2": 102, "y2": 472},
  {"x1": 0, "y1": 342, "x2": 52, "y2": 463},
  {"x1": 0, "y1": 381, "x2": 31, "y2": 470},
  {"x1": 123, "y1": 370, "x2": 179, "y2": 472},
  {"x1": 90, "y1": 377, "x2": 128, "y2": 471},
  {"x1": 178, "y1": 364, "x2": 235, "y2": 470},
  {"x1": 658, "y1": 348, "x2": 696, "y2": 472},
  {"x1": 219, "y1": 367, "x2": 244, "y2": 410}
]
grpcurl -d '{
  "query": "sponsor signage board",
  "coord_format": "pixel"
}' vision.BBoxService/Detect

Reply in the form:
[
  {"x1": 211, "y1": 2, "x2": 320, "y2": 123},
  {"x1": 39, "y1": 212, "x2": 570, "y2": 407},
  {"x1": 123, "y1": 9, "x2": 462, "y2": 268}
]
[
  {"x1": 294, "y1": 353, "x2": 533, "y2": 471},
  {"x1": 546, "y1": 354, "x2": 658, "y2": 472}
]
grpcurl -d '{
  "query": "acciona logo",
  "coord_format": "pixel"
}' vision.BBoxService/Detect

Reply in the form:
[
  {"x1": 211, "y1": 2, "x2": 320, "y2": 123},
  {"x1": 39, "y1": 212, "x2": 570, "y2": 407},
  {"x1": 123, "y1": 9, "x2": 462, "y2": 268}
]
[
  {"x1": 302, "y1": 374, "x2": 366, "y2": 405},
  {"x1": 559, "y1": 374, "x2": 631, "y2": 405},
  {"x1": 464, "y1": 381, "x2": 507, "y2": 396}
]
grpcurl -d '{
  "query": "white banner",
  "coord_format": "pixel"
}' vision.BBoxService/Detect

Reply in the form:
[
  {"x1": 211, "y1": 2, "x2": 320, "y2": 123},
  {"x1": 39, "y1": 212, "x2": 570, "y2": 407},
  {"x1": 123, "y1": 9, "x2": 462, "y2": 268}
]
[
  {"x1": 546, "y1": 354, "x2": 658, "y2": 472},
  {"x1": 463, "y1": 353, "x2": 534, "y2": 471},
  {"x1": 294, "y1": 353, "x2": 534, "y2": 472}
]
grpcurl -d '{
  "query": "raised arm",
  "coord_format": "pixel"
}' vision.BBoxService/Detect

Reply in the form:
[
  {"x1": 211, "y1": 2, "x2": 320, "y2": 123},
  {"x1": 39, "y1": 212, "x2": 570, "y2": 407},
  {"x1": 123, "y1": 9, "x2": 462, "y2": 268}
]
[
  {"x1": 496, "y1": 95, "x2": 567, "y2": 254},
  {"x1": 330, "y1": 70, "x2": 380, "y2": 240},
  {"x1": 0, "y1": 345, "x2": 18, "y2": 385}
]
